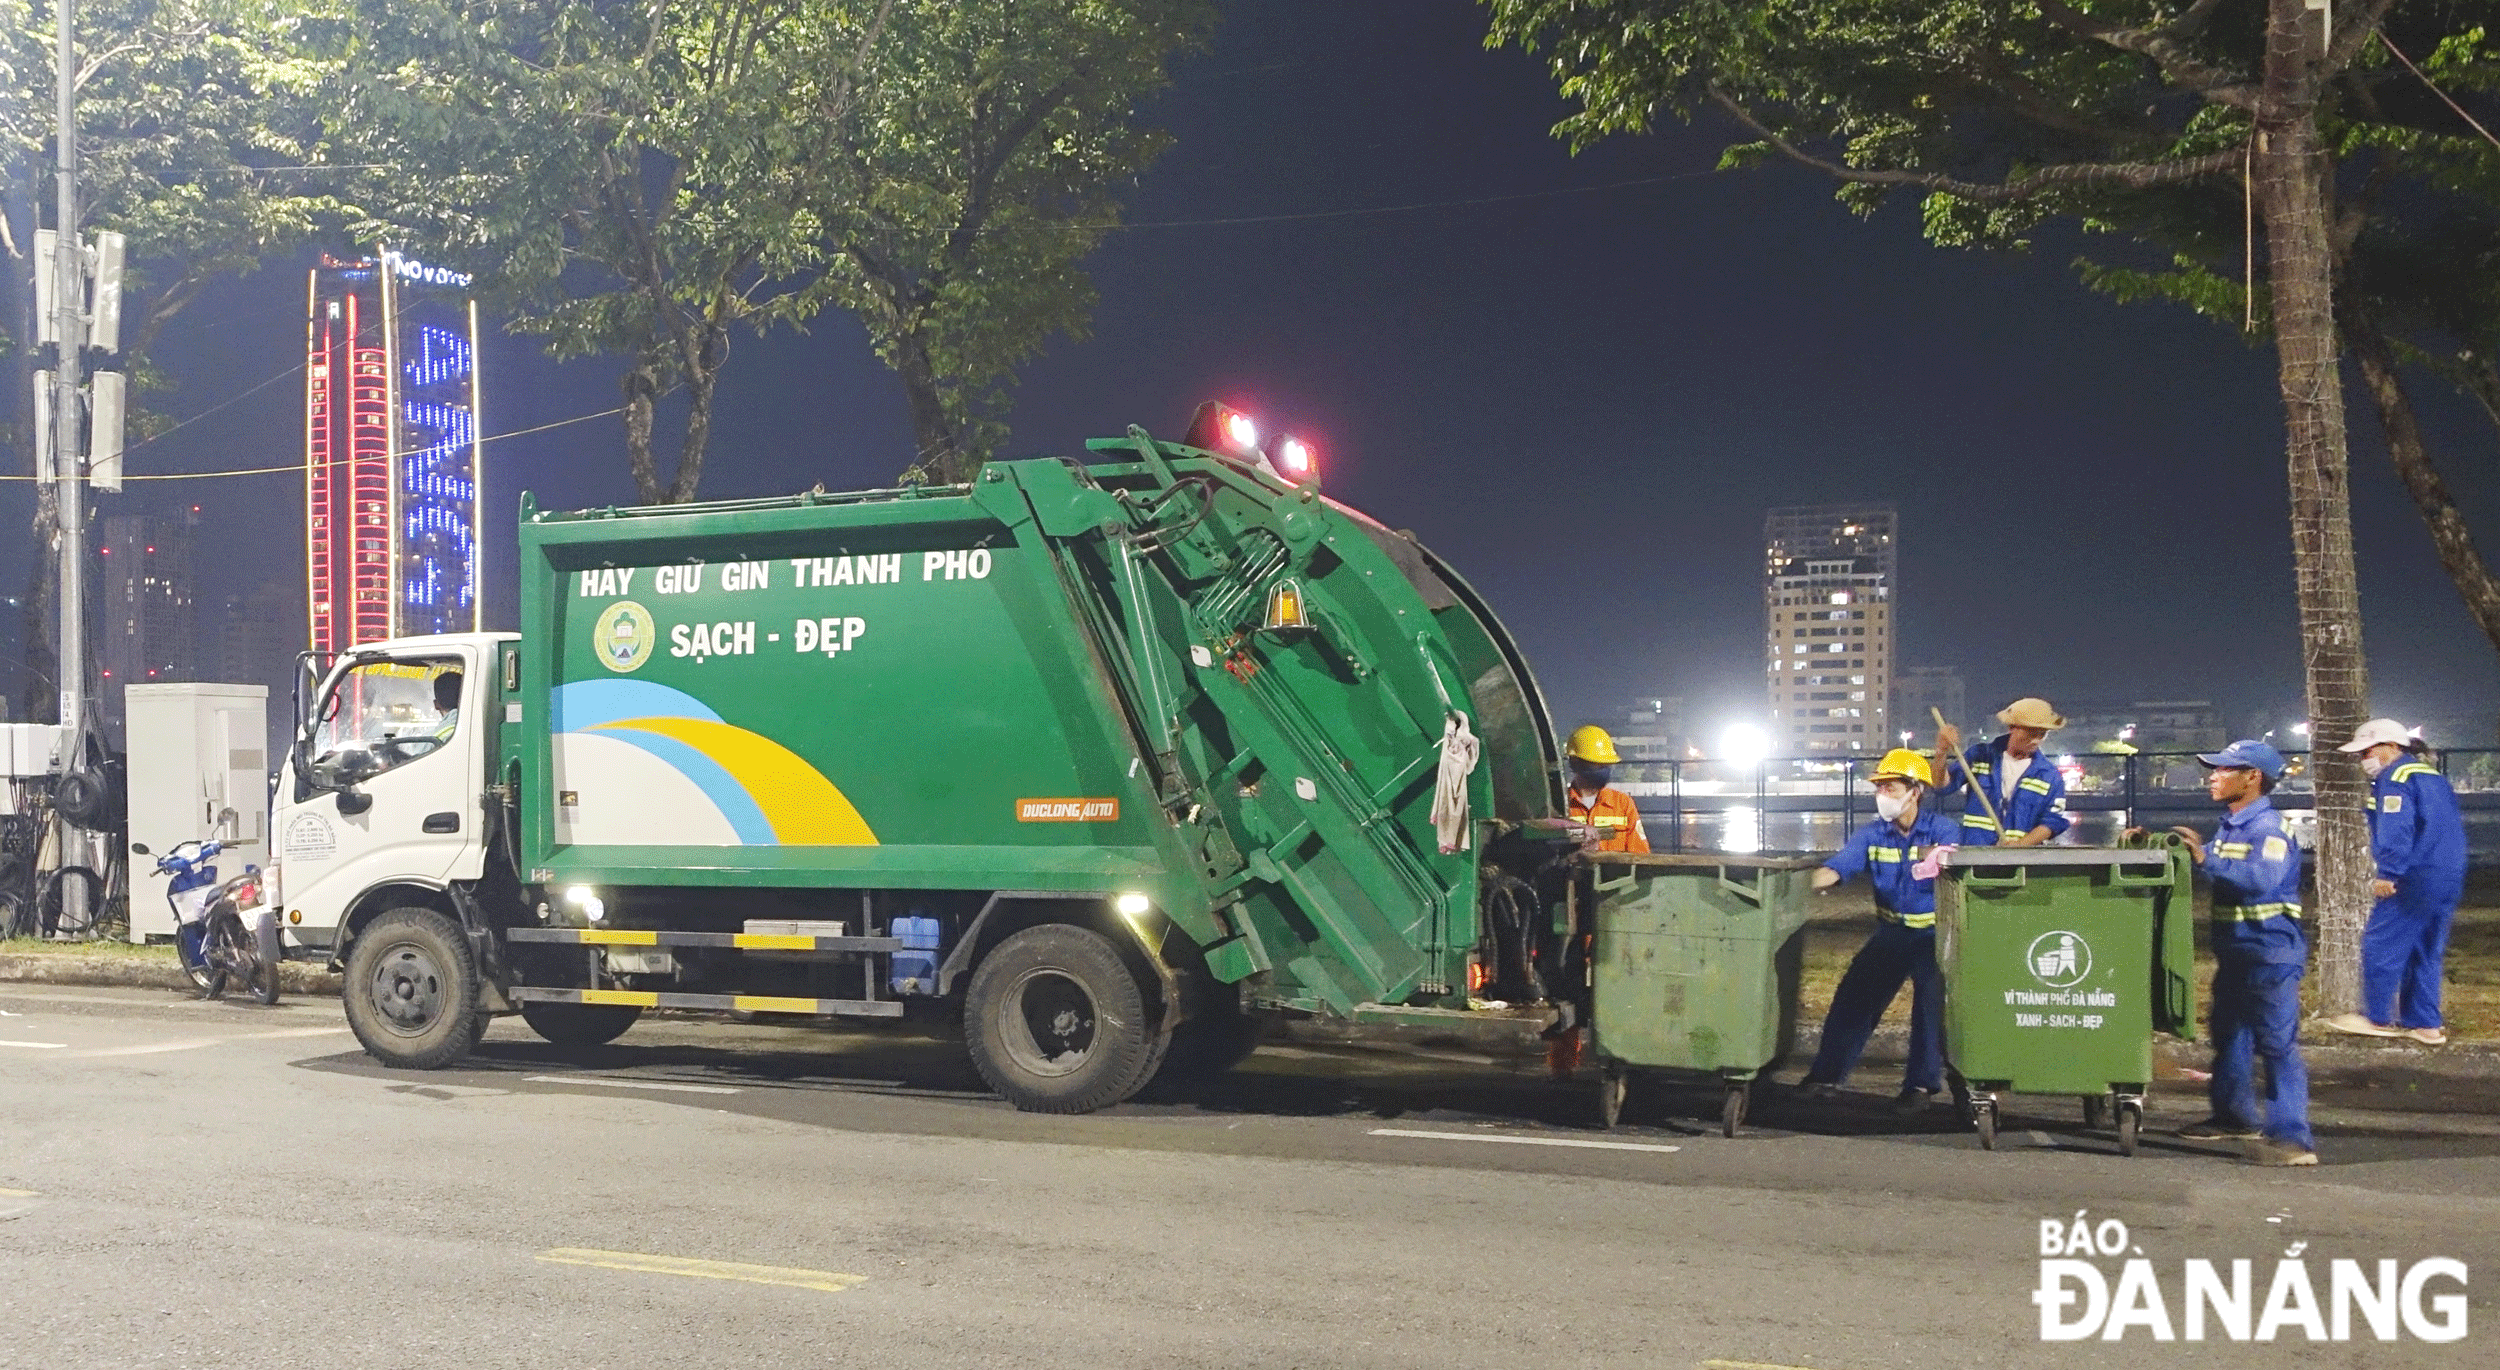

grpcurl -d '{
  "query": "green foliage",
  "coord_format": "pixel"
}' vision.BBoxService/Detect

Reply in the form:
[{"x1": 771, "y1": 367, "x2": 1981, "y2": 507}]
[
  {"x1": 798, "y1": 0, "x2": 1215, "y2": 482},
  {"x1": 1, "y1": 0, "x2": 341, "y2": 420}
]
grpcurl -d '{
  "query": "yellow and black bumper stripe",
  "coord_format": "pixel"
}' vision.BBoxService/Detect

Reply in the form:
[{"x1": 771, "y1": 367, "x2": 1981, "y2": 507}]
[
  {"x1": 507, "y1": 927, "x2": 903, "y2": 953},
  {"x1": 508, "y1": 985, "x2": 904, "y2": 1019}
]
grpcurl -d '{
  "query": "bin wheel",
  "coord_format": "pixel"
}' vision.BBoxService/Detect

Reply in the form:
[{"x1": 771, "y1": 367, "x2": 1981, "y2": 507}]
[
  {"x1": 1721, "y1": 1083, "x2": 1749, "y2": 1138},
  {"x1": 2083, "y1": 1094, "x2": 2108, "y2": 1131},
  {"x1": 1975, "y1": 1101, "x2": 1999, "y2": 1151},
  {"x1": 1596, "y1": 1064, "x2": 1627, "y2": 1131},
  {"x1": 2117, "y1": 1102, "x2": 2142, "y2": 1158}
]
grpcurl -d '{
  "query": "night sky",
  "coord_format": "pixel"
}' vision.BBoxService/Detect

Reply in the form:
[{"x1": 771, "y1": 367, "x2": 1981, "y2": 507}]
[{"x1": 13, "y1": 0, "x2": 2500, "y2": 749}]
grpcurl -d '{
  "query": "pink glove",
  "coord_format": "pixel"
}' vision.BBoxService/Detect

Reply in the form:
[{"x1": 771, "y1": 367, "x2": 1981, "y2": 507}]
[{"x1": 1912, "y1": 845, "x2": 1958, "y2": 880}]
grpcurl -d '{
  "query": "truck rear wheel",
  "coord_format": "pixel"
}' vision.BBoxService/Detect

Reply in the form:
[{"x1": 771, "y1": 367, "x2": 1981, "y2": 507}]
[
  {"x1": 963, "y1": 924, "x2": 1153, "y2": 1114},
  {"x1": 520, "y1": 1001, "x2": 642, "y2": 1048},
  {"x1": 344, "y1": 908, "x2": 483, "y2": 1070}
]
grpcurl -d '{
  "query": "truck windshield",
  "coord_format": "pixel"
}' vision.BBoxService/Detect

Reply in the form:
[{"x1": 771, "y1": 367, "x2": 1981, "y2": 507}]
[{"x1": 311, "y1": 657, "x2": 464, "y2": 775}]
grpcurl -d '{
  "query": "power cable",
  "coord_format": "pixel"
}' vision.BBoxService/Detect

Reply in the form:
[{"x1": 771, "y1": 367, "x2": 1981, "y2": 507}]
[{"x1": 0, "y1": 404, "x2": 627, "y2": 483}]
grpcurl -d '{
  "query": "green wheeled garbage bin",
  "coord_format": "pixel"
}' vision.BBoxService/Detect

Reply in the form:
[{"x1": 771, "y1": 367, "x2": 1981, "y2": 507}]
[
  {"x1": 1584, "y1": 852, "x2": 1822, "y2": 1136},
  {"x1": 1936, "y1": 835, "x2": 2198, "y2": 1156}
]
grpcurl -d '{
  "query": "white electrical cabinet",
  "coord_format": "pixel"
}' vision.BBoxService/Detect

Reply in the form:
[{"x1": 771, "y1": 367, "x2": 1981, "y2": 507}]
[
  {"x1": 125, "y1": 683, "x2": 269, "y2": 943},
  {"x1": 1, "y1": 724, "x2": 67, "y2": 816}
]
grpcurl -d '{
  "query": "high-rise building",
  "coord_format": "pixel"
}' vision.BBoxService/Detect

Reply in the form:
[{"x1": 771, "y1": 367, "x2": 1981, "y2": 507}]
[
  {"x1": 1611, "y1": 696, "x2": 1687, "y2": 769},
  {"x1": 98, "y1": 511, "x2": 198, "y2": 743},
  {"x1": 1892, "y1": 665, "x2": 1966, "y2": 743},
  {"x1": 213, "y1": 578, "x2": 307, "y2": 762},
  {"x1": 305, "y1": 248, "x2": 483, "y2": 655},
  {"x1": 1764, "y1": 505, "x2": 1896, "y2": 755}
]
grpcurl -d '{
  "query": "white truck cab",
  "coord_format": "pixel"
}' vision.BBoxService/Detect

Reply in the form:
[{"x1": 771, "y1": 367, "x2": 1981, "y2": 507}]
[{"x1": 273, "y1": 633, "x2": 512, "y2": 959}]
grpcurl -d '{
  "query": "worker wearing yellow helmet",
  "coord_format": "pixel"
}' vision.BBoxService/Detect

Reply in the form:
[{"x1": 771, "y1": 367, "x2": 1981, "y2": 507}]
[
  {"x1": 1564, "y1": 725, "x2": 1650, "y2": 854},
  {"x1": 1797, "y1": 747, "x2": 1963, "y2": 1112}
]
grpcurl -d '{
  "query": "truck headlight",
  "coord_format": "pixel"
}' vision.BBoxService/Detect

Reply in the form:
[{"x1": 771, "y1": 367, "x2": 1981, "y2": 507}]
[{"x1": 563, "y1": 885, "x2": 605, "y2": 922}]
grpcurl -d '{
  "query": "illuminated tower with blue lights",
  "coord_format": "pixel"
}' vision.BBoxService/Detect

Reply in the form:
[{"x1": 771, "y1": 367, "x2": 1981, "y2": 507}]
[{"x1": 304, "y1": 249, "x2": 482, "y2": 654}]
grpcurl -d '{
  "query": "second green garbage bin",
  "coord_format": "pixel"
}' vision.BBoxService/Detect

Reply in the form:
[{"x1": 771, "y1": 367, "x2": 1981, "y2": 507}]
[
  {"x1": 1585, "y1": 851, "x2": 1822, "y2": 1136},
  {"x1": 1936, "y1": 835, "x2": 2197, "y2": 1155}
]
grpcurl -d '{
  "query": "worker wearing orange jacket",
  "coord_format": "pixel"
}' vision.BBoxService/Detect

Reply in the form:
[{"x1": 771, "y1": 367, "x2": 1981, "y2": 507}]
[{"x1": 1565, "y1": 725, "x2": 1651, "y2": 853}]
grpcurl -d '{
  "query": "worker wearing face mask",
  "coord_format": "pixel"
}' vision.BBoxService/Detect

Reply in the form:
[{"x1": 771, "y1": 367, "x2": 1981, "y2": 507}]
[
  {"x1": 1932, "y1": 697, "x2": 2070, "y2": 847},
  {"x1": 1797, "y1": 748, "x2": 1964, "y2": 1112},
  {"x1": 2324, "y1": 719, "x2": 2466, "y2": 1045},
  {"x1": 1564, "y1": 725, "x2": 1650, "y2": 854}
]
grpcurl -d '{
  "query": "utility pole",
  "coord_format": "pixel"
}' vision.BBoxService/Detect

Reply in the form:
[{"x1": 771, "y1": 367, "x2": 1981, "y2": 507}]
[{"x1": 51, "y1": 0, "x2": 88, "y2": 923}]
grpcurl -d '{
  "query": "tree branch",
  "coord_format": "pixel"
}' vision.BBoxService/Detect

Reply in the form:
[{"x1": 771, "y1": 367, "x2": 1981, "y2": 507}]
[
  {"x1": 2328, "y1": 0, "x2": 2402, "y2": 71},
  {"x1": 2035, "y1": 0, "x2": 2257, "y2": 108},
  {"x1": 1711, "y1": 91, "x2": 2242, "y2": 204}
]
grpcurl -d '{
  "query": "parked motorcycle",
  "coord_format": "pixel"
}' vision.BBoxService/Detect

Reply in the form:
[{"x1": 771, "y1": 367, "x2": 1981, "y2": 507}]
[{"x1": 133, "y1": 838, "x2": 280, "y2": 1005}]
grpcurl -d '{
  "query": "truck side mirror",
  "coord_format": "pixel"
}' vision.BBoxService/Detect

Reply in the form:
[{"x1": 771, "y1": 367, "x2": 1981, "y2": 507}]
[{"x1": 336, "y1": 786, "x2": 373, "y2": 817}]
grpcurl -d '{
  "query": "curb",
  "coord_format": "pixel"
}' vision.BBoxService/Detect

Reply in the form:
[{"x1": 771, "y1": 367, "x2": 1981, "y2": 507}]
[{"x1": 0, "y1": 954, "x2": 342, "y2": 997}]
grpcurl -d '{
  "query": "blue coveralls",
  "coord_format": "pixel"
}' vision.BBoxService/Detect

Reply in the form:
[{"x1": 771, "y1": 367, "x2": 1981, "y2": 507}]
[
  {"x1": 2364, "y1": 759, "x2": 2467, "y2": 1030},
  {"x1": 2201, "y1": 797, "x2": 2312, "y2": 1150},
  {"x1": 1805, "y1": 807, "x2": 1965, "y2": 1093},
  {"x1": 1933, "y1": 739, "x2": 2071, "y2": 846}
]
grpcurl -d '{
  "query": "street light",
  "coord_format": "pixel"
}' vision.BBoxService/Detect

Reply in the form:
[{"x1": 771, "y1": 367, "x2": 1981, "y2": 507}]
[{"x1": 1719, "y1": 724, "x2": 1769, "y2": 768}]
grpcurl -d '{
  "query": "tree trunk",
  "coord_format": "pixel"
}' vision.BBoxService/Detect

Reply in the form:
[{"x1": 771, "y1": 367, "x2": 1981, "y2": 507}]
[
  {"x1": 2347, "y1": 309, "x2": 2500, "y2": 654},
  {"x1": 20, "y1": 496, "x2": 58, "y2": 725},
  {"x1": 2256, "y1": 0, "x2": 2370, "y2": 1013},
  {"x1": 894, "y1": 334, "x2": 967, "y2": 484},
  {"x1": 620, "y1": 357, "x2": 665, "y2": 505},
  {"x1": 669, "y1": 337, "x2": 721, "y2": 505}
]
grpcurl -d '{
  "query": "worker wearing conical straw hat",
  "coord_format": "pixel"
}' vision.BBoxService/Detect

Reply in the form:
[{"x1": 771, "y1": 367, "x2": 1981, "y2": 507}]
[{"x1": 1933, "y1": 697, "x2": 2071, "y2": 848}]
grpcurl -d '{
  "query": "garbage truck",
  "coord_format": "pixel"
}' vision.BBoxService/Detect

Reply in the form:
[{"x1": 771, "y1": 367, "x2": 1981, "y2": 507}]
[{"x1": 269, "y1": 408, "x2": 1598, "y2": 1112}]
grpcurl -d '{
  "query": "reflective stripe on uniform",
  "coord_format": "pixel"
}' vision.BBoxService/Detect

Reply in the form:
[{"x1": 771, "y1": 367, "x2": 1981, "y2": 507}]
[
  {"x1": 1879, "y1": 909, "x2": 1937, "y2": 929},
  {"x1": 1870, "y1": 846, "x2": 1906, "y2": 863},
  {"x1": 2393, "y1": 762, "x2": 2435, "y2": 783},
  {"x1": 2214, "y1": 842, "x2": 2252, "y2": 858},
  {"x1": 2020, "y1": 777, "x2": 2051, "y2": 794},
  {"x1": 1960, "y1": 814, "x2": 1999, "y2": 830},
  {"x1": 2214, "y1": 902, "x2": 2302, "y2": 922}
]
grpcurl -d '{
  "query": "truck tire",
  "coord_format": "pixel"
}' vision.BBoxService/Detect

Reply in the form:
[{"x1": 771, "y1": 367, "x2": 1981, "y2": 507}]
[
  {"x1": 520, "y1": 1001, "x2": 642, "y2": 1048},
  {"x1": 963, "y1": 923, "x2": 1154, "y2": 1114},
  {"x1": 344, "y1": 908, "x2": 483, "y2": 1070}
]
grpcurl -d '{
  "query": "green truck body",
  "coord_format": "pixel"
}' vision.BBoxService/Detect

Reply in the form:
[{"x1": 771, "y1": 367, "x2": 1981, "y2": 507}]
[{"x1": 282, "y1": 425, "x2": 1582, "y2": 1111}]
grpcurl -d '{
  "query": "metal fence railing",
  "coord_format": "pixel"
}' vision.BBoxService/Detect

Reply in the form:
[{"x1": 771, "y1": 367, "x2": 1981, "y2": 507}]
[{"x1": 1617, "y1": 748, "x2": 2500, "y2": 858}]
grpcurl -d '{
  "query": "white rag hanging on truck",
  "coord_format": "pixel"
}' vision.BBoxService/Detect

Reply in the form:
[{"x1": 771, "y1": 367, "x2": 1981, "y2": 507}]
[{"x1": 1429, "y1": 710, "x2": 1480, "y2": 854}]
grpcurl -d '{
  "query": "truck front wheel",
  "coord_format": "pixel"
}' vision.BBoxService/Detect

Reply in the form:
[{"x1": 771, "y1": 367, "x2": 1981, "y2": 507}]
[
  {"x1": 963, "y1": 924, "x2": 1154, "y2": 1114},
  {"x1": 343, "y1": 908, "x2": 483, "y2": 1070},
  {"x1": 520, "y1": 1001, "x2": 642, "y2": 1048}
]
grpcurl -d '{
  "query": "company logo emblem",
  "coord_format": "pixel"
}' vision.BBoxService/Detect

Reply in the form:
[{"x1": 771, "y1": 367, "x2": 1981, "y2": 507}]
[
  {"x1": 595, "y1": 601, "x2": 656, "y2": 674},
  {"x1": 2027, "y1": 930, "x2": 2092, "y2": 988}
]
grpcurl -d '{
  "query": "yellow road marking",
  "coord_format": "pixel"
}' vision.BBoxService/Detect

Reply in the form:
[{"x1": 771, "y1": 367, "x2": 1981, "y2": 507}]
[
  {"x1": 578, "y1": 929, "x2": 659, "y2": 946},
  {"x1": 731, "y1": 994, "x2": 823, "y2": 1014},
  {"x1": 0, "y1": 1187, "x2": 38, "y2": 1197},
  {"x1": 576, "y1": 989, "x2": 660, "y2": 1008},
  {"x1": 536, "y1": 1247, "x2": 865, "y2": 1293},
  {"x1": 731, "y1": 934, "x2": 816, "y2": 951}
]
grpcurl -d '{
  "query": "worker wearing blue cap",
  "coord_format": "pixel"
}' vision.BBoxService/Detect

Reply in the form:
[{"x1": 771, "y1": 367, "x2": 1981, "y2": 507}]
[{"x1": 2149, "y1": 739, "x2": 2315, "y2": 1165}]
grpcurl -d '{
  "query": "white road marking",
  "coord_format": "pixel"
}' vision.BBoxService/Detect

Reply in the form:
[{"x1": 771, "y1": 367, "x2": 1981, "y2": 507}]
[
  {"x1": 78, "y1": 1038, "x2": 225, "y2": 1057},
  {"x1": 237, "y1": 1027, "x2": 354, "y2": 1040},
  {"x1": 1369, "y1": 1128, "x2": 1681, "y2": 1154},
  {"x1": 0, "y1": 1040, "x2": 66, "y2": 1050},
  {"x1": 525, "y1": 1074, "x2": 741, "y2": 1096}
]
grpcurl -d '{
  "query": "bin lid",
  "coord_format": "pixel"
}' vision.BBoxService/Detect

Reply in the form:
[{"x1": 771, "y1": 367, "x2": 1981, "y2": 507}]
[
  {"x1": 1940, "y1": 847, "x2": 2170, "y2": 868},
  {"x1": 1572, "y1": 851, "x2": 1824, "y2": 872}
]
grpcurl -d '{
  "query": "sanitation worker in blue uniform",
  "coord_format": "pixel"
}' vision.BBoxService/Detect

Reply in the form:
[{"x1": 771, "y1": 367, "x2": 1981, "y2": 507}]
[
  {"x1": 1931, "y1": 697, "x2": 2071, "y2": 847},
  {"x1": 2161, "y1": 740, "x2": 2316, "y2": 1166},
  {"x1": 2325, "y1": 718, "x2": 2467, "y2": 1046},
  {"x1": 1798, "y1": 748, "x2": 1964, "y2": 1112}
]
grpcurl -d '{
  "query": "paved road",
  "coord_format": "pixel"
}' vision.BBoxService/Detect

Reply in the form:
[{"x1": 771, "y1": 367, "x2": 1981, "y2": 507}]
[{"x1": 1, "y1": 985, "x2": 2493, "y2": 1368}]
